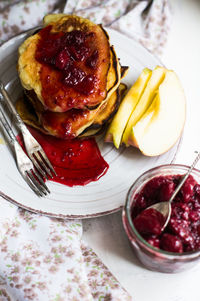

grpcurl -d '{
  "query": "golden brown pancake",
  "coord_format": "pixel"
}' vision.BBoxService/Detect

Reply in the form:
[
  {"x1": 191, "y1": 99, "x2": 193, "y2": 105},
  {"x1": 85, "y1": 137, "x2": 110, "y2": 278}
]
[
  {"x1": 19, "y1": 46, "x2": 121, "y2": 139},
  {"x1": 18, "y1": 14, "x2": 113, "y2": 112},
  {"x1": 24, "y1": 45, "x2": 121, "y2": 112},
  {"x1": 17, "y1": 14, "x2": 128, "y2": 139},
  {"x1": 16, "y1": 82, "x2": 127, "y2": 139}
]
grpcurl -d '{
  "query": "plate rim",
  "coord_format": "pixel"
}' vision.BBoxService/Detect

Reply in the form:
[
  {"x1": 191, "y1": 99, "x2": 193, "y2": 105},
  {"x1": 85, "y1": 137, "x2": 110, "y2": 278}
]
[{"x1": 0, "y1": 27, "x2": 182, "y2": 219}]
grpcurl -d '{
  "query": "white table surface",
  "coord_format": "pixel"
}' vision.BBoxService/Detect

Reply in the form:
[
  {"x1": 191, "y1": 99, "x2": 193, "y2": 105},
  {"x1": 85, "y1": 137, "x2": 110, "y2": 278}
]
[{"x1": 83, "y1": 0, "x2": 200, "y2": 300}]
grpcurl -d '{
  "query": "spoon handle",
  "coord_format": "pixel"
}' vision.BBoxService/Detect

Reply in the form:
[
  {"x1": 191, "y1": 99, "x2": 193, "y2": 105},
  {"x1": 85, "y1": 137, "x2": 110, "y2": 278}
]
[{"x1": 169, "y1": 151, "x2": 200, "y2": 204}]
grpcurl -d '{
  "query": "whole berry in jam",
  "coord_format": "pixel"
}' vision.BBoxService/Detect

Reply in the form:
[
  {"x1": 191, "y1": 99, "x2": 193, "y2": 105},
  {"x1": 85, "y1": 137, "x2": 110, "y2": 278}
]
[
  {"x1": 63, "y1": 66, "x2": 86, "y2": 87},
  {"x1": 69, "y1": 45, "x2": 89, "y2": 61},
  {"x1": 76, "y1": 74, "x2": 96, "y2": 95},
  {"x1": 55, "y1": 48, "x2": 70, "y2": 70},
  {"x1": 64, "y1": 30, "x2": 86, "y2": 46},
  {"x1": 160, "y1": 234, "x2": 183, "y2": 253},
  {"x1": 146, "y1": 236, "x2": 160, "y2": 248},
  {"x1": 134, "y1": 208, "x2": 165, "y2": 236},
  {"x1": 181, "y1": 175, "x2": 196, "y2": 203},
  {"x1": 86, "y1": 50, "x2": 99, "y2": 69}
]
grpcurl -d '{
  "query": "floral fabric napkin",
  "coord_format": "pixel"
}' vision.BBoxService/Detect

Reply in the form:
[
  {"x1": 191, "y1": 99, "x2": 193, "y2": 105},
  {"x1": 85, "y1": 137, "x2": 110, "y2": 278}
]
[
  {"x1": 0, "y1": 0, "x2": 171, "y2": 57},
  {"x1": 63, "y1": 0, "x2": 171, "y2": 57},
  {"x1": 0, "y1": 197, "x2": 131, "y2": 301},
  {"x1": 0, "y1": 0, "x2": 171, "y2": 300}
]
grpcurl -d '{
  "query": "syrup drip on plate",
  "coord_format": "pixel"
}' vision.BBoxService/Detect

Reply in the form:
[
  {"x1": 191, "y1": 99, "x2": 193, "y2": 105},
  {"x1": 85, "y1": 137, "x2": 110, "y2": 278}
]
[{"x1": 17, "y1": 127, "x2": 109, "y2": 187}]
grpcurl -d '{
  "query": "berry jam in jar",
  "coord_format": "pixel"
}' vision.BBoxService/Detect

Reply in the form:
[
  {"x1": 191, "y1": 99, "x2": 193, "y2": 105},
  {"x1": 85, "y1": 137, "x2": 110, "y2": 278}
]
[{"x1": 122, "y1": 165, "x2": 200, "y2": 273}]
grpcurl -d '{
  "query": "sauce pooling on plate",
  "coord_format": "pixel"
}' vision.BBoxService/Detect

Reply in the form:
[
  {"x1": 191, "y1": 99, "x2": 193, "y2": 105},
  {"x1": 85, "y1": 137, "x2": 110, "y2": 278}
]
[{"x1": 17, "y1": 127, "x2": 109, "y2": 187}]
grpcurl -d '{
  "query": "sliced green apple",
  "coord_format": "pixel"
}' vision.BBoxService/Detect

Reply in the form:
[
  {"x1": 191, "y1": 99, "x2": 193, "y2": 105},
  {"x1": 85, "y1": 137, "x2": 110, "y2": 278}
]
[
  {"x1": 105, "y1": 68, "x2": 152, "y2": 148},
  {"x1": 122, "y1": 66, "x2": 166, "y2": 146},
  {"x1": 130, "y1": 70, "x2": 186, "y2": 156}
]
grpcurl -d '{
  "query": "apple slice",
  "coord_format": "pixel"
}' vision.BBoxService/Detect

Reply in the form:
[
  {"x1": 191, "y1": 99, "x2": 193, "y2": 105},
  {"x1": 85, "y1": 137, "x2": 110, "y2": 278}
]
[
  {"x1": 130, "y1": 70, "x2": 186, "y2": 156},
  {"x1": 105, "y1": 68, "x2": 152, "y2": 148},
  {"x1": 122, "y1": 66, "x2": 166, "y2": 146}
]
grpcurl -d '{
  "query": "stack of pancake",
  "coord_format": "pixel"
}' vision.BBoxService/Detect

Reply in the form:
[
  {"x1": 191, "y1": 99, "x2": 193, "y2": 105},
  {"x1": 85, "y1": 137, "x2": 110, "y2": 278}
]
[{"x1": 17, "y1": 14, "x2": 128, "y2": 139}]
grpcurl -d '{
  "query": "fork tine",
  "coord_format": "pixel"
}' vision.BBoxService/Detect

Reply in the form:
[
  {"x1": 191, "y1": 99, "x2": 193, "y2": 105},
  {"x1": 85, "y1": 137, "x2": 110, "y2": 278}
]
[
  {"x1": 33, "y1": 151, "x2": 53, "y2": 178},
  {"x1": 0, "y1": 81, "x2": 56, "y2": 179},
  {"x1": 23, "y1": 172, "x2": 44, "y2": 197},
  {"x1": 29, "y1": 154, "x2": 49, "y2": 180},
  {"x1": 38, "y1": 149, "x2": 57, "y2": 176},
  {"x1": 27, "y1": 170, "x2": 47, "y2": 196},
  {"x1": 0, "y1": 99, "x2": 50, "y2": 196},
  {"x1": 33, "y1": 169, "x2": 50, "y2": 194}
]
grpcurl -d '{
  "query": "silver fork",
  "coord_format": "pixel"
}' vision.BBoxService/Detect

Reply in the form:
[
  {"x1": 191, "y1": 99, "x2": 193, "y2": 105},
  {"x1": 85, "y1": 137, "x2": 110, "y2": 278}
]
[
  {"x1": 0, "y1": 81, "x2": 57, "y2": 180},
  {"x1": 0, "y1": 105, "x2": 50, "y2": 196}
]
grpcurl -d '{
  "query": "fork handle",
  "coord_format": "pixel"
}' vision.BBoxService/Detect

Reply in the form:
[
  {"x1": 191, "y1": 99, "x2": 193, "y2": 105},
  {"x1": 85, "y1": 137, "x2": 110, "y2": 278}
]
[
  {"x1": 0, "y1": 105, "x2": 16, "y2": 146},
  {"x1": 0, "y1": 81, "x2": 29, "y2": 136}
]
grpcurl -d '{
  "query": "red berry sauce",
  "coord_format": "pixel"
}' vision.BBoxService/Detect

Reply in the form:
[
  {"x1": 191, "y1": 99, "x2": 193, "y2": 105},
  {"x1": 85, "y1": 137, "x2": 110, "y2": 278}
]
[
  {"x1": 132, "y1": 175, "x2": 200, "y2": 253},
  {"x1": 35, "y1": 26, "x2": 100, "y2": 111},
  {"x1": 17, "y1": 127, "x2": 109, "y2": 187}
]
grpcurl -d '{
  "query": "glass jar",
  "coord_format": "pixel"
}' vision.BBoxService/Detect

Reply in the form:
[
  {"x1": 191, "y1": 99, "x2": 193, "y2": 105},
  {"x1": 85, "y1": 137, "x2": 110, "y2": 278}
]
[{"x1": 122, "y1": 164, "x2": 200, "y2": 273}]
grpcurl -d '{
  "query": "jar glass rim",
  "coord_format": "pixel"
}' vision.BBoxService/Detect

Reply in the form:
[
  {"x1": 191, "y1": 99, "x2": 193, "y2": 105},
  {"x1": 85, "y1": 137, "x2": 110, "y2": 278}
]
[{"x1": 125, "y1": 163, "x2": 200, "y2": 259}]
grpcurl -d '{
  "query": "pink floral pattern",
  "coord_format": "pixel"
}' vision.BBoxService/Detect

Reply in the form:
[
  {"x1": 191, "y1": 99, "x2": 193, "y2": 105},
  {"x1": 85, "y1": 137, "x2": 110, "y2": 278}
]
[
  {"x1": 81, "y1": 242, "x2": 131, "y2": 301},
  {"x1": 0, "y1": 197, "x2": 132, "y2": 300},
  {"x1": 0, "y1": 0, "x2": 59, "y2": 44},
  {"x1": 0, "y1": 0, "x2": 171, "y2": 57},
  {"x1": 63, "y1": 0, "x2": 171, "y2": 57}
]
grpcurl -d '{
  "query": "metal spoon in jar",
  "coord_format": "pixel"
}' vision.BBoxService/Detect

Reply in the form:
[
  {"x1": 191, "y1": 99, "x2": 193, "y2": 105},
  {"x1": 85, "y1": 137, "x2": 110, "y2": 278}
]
[{"x1": 146, "y1": 151, "x2": 200, "y2": 231}]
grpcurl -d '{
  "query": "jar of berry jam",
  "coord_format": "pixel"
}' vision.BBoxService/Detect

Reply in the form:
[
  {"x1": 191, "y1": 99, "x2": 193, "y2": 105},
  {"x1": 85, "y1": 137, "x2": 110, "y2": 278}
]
[{"x1": 122, "y1": 164, "x2": 200, "y2": 273}]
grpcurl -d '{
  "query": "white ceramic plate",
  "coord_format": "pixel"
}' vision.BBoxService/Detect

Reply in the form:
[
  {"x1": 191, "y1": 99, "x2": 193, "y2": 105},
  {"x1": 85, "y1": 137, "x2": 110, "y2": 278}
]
[{"x1": 0, "y1": 28, "x2": 180, "y2": 218}]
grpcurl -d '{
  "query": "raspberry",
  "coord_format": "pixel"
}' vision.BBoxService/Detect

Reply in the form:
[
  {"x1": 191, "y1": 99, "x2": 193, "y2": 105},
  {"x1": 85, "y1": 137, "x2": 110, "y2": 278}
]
[
  {"x1": 69, "y1": 46, "x2": 89, "y2": 61},
  {"x1": 64, "y1": 30, "x2": 86, "y2": 46},
  {"x1": 134, "y1": 208, "x2": 165, "y2": 236},
  {"x1": 63, "y1": 66, "x2": 86, "y2": 86},
  {"x1": 55, "y1": 49, "x2": 70, "y2": 70},
  {"x1": 76, "y1": 75, "x2": 96, "y2": 95},
  {"x1": 181, "y1": 175, "x2": 196, "y2": 203},
  {"x1": 86, "y1": 50, "x2": 99, "y2": 68},
  {"x1": 146, "y1": 236, "x2": 160, "y2": 249},
  {"x1": 160, "y1": 234, "x2": 183, "y2": 253}
]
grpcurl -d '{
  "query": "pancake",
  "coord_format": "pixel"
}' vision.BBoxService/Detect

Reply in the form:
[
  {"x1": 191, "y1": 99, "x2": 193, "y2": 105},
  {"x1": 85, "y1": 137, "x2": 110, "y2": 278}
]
[
  {"x1": 83, "y1": 82, "x2": 128, "y2": 134},
  {"x1": 16, "y1": 82, "x2": 127, "y2": 139},
  {"x1": 18, "y1": 14, "x2": 113, "y2": 112},
  {"x1": 120, "y1": 66, "x2": 129, "y2": 80},
  {"x1": 17, "y1": 14, "x2": 128, "y2": 139},
  {"x1": 19, "y1": 46, "x2": 121, "y2": 139},
  {"x1": 24, "y1": 45, "x2": 121, "y2": 113},
  {"x1": 90, "y1": 82, "x2": 128, "y2": 128},
  {"x1": 79, "y1": 83, "x2": 128, "y2": 137},
  {"x1": 39, "y1": 80, "x2": 121, "y2": 139},
  {"x1": 15, "y1": 96, "x2": 48, "y2": 134}
]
